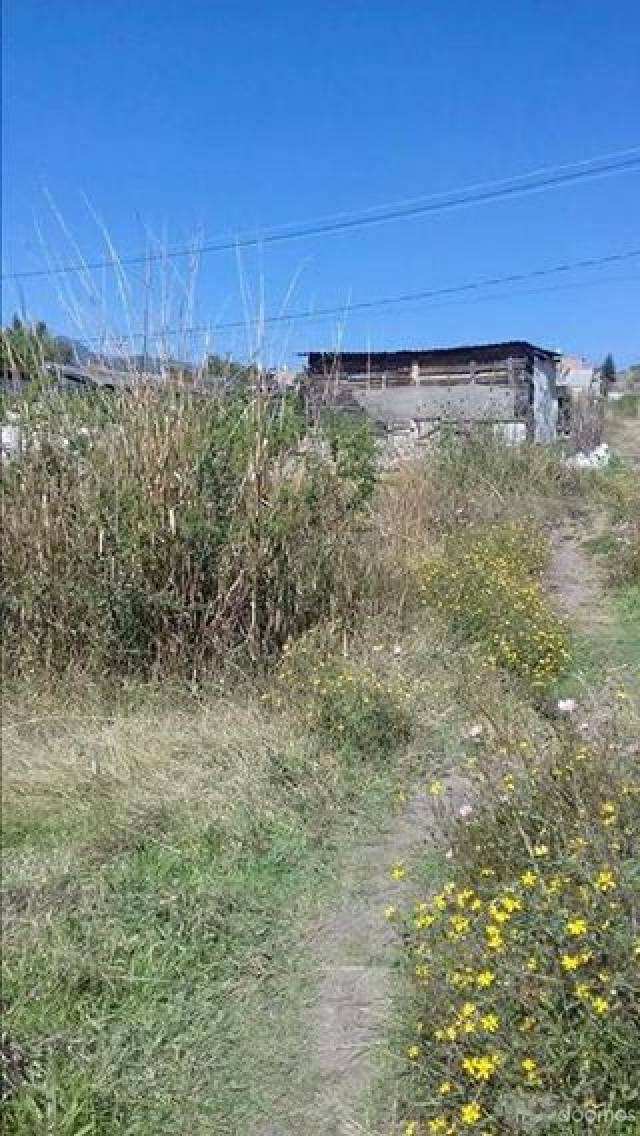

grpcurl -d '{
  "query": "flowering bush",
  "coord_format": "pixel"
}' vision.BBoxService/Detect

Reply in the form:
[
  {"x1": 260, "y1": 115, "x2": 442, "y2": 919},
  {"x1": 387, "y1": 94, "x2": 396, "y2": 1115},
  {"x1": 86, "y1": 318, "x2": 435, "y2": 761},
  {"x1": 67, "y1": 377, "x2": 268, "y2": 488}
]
[
  {"x1": 396, "y1": 719, "x2": 639, "y2": 1134},
  {"x1": 423, "y1": 522, "x2": 571, "y2": 689}
]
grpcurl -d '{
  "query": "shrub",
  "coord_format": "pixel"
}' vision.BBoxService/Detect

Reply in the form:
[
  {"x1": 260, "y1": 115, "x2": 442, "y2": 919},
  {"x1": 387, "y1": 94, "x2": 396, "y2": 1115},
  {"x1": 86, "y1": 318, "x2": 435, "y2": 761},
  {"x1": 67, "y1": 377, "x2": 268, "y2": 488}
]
[
  {"x1": 1, "y1": 388, "x2": 374, "y2": 680},
  {"x1": 311, "y1": 663, "x2": 410, "y2": 760},
  {"x1": 422, "y1": 522, "x2": 571, "y2": 689},
  {"x1": 324, "y1": 411, "x2": 377, "y2": 505},
  {"x1": 275, "y1": 641, "x2": 410, "y2": 761},
  {"x1": 430, "y1": 431, "x2": 578, "y2": 501},
  {"x1": 397, "y1": 716, "x2": 640, "y2": 1135}
]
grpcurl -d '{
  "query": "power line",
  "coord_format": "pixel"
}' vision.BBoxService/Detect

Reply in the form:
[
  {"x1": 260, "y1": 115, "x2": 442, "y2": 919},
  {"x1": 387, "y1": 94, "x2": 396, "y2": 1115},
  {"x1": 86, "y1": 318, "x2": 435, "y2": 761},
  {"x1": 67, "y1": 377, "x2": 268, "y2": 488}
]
[
  {"x1": 82, "y1": 247, "x2": 640, "y2": 343},
  {"x1": 3, "y1": 148, "x2": 640, "y2": 282}
]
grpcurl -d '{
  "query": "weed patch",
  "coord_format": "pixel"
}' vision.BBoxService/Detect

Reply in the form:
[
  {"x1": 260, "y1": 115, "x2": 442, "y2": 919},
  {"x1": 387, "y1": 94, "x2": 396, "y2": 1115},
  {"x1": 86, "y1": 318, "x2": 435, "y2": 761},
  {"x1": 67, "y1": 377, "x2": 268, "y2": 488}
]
[
  {"x1": 1, "y1": 389, "x2": 377, "y2": 680},
  {"x1": 423, "y1": 522, "x2": 572, "y2": 689},
  {"x1": 395, "y1": 710, "x2": 640, "y2": 1135},
  {"x1": 275, "y1": 638, "x2": 411, "y2": 761}
]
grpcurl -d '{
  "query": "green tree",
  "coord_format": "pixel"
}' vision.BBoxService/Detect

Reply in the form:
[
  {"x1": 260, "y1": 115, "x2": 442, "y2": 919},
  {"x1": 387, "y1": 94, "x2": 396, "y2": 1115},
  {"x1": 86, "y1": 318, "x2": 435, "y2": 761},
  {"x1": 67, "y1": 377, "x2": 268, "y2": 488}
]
[
  {"x1": 601, "y1": 353, "x2": 616, "y2": 391},
  {"x1": 0, "y1": 315, "x2": 72, "y2": 377}
]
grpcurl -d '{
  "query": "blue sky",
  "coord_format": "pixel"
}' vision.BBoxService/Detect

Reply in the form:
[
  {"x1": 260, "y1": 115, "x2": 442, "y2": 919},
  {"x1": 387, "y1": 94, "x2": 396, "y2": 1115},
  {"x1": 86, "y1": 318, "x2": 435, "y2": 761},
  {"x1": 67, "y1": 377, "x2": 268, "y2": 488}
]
[{"x1": 2, "y1": 0, "x2": 639, "y2": 367}]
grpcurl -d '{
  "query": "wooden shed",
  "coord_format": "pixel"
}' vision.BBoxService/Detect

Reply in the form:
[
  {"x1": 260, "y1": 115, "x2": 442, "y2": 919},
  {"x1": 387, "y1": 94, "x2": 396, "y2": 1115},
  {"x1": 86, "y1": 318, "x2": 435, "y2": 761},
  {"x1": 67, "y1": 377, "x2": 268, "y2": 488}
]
[{"x1": 302, "y1": 341, "x2": 560, "y2": 443}]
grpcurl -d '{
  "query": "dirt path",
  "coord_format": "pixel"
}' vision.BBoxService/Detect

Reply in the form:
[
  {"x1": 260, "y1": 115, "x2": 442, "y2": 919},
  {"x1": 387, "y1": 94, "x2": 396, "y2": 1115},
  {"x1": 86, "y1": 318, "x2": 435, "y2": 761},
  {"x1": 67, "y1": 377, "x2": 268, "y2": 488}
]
[
  {"x1": 263, "y1": 505, "x2": 634, "y2": 1136},
  {"x1": 289, "y1": 776, "x2": 467, "y2": 1136},
  {"x1": 547, "y1": 521, "x2": 611, "y2": 636}
]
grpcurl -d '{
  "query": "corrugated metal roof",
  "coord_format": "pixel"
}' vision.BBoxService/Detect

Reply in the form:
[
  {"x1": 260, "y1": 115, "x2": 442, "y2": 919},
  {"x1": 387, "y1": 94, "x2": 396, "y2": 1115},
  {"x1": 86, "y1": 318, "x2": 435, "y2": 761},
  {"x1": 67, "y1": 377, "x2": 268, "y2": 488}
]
[{"x1": 302, "y1": 341, "x2": 560, "y2": 371}]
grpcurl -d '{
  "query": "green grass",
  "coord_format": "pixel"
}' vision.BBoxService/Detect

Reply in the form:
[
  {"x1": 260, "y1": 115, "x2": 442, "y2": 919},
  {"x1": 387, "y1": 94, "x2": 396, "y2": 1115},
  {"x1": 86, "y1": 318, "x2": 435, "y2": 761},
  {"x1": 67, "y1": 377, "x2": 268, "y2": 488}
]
[
  {"x1": 3, "y1": 431, "x2": 639, "y2": 1135},
  {"x1": 4, "y1": 823, "x2": 320, "y2": 1133},
  {"x1": 577, "y1": 525, "x2": 640, "y2": 676},
  {"x1": 612, "y1": 585, "x2": 640, "y2": 670},
  {"x1": 2, "y1": 634, "x2": 453, "y2": 1135},
  {"x1": 2, "y1": 605, "x2": 499, "y2": 1135},
  {"x1": 609, "y1": 392, "x2": 640, "y2": 418}
]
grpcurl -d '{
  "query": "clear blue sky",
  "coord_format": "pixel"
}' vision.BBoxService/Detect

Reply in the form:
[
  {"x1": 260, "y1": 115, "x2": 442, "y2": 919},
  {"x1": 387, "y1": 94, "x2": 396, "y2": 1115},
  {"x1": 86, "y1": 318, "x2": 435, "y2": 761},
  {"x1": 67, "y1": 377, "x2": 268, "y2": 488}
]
[{"x1": 2, "y1": 0, "x2": 640, "y2": 367}]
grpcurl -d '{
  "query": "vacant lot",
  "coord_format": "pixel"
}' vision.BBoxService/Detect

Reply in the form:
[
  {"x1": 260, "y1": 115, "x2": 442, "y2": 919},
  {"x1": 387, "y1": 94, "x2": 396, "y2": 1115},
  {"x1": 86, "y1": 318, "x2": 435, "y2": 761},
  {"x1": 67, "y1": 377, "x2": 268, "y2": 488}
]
[{"x1": 2, "y1": 399, "x2": 638, "y2": 1135}]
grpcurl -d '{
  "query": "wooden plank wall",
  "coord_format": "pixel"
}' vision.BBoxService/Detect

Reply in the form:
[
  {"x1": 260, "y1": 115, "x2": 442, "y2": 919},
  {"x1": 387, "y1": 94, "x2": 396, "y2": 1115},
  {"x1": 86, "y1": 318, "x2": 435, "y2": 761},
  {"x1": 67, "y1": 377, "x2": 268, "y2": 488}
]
[{"x1": 313, "y1": 357, "x2": 530, "y2": 390}]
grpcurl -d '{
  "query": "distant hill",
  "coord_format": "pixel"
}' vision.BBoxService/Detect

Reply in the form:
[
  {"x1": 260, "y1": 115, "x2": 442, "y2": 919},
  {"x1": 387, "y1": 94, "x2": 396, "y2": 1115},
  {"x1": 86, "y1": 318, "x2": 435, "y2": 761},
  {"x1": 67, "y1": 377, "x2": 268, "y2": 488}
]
[{"x1": 55, "y1": 337, "x2": 198, "y2": 375}]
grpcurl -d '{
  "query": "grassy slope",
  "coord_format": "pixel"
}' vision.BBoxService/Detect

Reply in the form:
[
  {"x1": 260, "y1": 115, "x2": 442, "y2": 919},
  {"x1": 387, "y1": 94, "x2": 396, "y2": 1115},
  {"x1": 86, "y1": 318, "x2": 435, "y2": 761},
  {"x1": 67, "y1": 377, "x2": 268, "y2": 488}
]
[
  {"x1": 583, "y1": 400, "x2": 640, "y2": 672},
  {"x1": 3, "y1": 619, "x2": 480, "y2": 1135},
  {"x1": 3, "y1": 422, "x2": 639, "y2": 1136},
  {"x1": 2, "y1": 692, "x2": 378, "y2": 1133}
]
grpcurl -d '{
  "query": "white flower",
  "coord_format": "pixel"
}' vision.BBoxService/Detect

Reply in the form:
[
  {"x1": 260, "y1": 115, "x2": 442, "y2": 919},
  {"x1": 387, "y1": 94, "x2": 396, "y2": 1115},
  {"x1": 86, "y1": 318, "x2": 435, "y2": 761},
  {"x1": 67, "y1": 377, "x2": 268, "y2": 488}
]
[
  {"x1": 557, "y1": 698, "x2": 576, "y2": 714},
  {"x1": 458, "y1": 804, "x2": 473, "y2": 819}
]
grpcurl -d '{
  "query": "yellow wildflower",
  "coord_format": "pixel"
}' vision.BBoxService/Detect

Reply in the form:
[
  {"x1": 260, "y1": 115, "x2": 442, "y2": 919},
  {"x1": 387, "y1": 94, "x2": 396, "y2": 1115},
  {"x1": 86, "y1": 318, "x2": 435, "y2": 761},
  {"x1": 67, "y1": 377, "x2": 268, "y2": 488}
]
[
  {"x1": 501, "y1": 896, "x2": 523, "y2": 914},
  {"x1": 461, "y1": 1053, "x2": 499, "y2": 1081},
  {"x1": 476, "y1": 970, "x2": 495, "y2": 988},
  {"x1": 519, "y1": 1016, "x2": 536, "y2": 1032},
  {"x1": 415, "y1": 912, "x2": 436, "y2": 930},
  {"x1": 460, "y1": 1101, "x2": 482, "y2": 1126},
  {"x1": 599, "y1": 801, "x2": 617, "y2": 825},
  {"x1": 488, "y1": 906, "x2": 509, "y2": 925},
  {"x1": 456, "y1": 888, "x2": 475, "y2": 908},
  {"x1": 566, "y1": 917, "x2": 588, "y2": 937},
  {"x1": 560, "y1": 951, "x2": 592, "y2": 972},
  {"x1": 427, "y1": 1120, "x2": 449, "y2": 1135},
  {"x1": 485, "y1": 924, "x2": 504, "y2": 951}
]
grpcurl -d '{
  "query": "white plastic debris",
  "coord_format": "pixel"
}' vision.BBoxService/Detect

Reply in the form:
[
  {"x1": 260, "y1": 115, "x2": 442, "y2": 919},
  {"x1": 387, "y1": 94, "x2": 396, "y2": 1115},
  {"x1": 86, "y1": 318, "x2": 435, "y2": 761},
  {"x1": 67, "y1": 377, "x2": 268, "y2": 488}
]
[
  {"x1": 564, "y1": 442, "x2": 610, "y2": 470},
  {"x1": 557, "y1": 698, "x2": 577, "y2": 714}
]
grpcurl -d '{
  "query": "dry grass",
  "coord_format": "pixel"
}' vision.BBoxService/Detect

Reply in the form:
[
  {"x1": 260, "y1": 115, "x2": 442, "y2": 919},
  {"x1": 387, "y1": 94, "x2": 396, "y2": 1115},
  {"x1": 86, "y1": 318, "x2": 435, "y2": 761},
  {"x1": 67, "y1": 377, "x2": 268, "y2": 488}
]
[
  {"x1": 1, "y1": 670, "x2": 405, "y2": 1133},
  {"x1": 2, "y1": 422, "x2": 639, "y2": 1133}
]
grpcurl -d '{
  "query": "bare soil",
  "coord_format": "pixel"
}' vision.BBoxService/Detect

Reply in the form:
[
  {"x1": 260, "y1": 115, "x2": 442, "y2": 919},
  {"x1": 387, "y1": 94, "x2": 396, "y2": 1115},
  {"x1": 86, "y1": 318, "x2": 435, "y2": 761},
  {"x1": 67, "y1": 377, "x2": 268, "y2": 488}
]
[
  {"x1": 264, "y1": 776, "x2": 469, "y2": 1136},
  {"x1": 548, "y1": 522, "x2": 611, "y2": 635}
]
